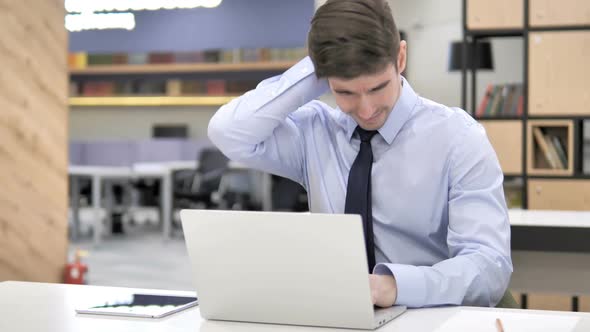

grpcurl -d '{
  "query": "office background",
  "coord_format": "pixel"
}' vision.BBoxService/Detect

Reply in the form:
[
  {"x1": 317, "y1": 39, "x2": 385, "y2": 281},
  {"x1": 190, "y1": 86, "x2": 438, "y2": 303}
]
[{"x1": 1, "y1": 0, "x2": 590, "y2": 313}]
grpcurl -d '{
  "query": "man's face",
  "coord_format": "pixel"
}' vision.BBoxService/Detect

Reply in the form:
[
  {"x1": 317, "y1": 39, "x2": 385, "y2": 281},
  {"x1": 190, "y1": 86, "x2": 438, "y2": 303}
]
[
  {"x1": 327, "y1": 41, "x2": 407, "y2": 131},
  {"x1": 328, "y1": 64, "x2": 400, "y2": 131}
]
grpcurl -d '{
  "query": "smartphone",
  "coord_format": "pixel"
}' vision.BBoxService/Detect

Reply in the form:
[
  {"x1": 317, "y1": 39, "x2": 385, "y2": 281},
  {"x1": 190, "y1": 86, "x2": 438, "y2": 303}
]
[{"x1": 75, "y1": 293, "x2": 198, "y2": 318}]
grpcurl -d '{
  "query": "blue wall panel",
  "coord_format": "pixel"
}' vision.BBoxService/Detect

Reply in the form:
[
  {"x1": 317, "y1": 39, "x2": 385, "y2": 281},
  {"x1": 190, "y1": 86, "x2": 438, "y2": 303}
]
[{"x1": 69, "y1": 0, "x2": 314, "y2": 53}]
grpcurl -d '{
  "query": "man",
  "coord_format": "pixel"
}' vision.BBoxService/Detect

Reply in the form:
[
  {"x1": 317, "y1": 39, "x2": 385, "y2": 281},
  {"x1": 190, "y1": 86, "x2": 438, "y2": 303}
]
[{"x1": 208, "y1": 0, "x2": 512, "y2": 308}]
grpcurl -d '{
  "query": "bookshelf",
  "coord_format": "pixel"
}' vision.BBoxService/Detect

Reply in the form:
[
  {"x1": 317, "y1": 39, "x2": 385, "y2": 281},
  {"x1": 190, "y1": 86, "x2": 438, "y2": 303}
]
[
  {"x1": 69, "y1": 61, "x2": 297, "y2": 76},
  {"x1": 464, "y1": 0, "x2": 590, "y2": 311},
  {"x1": 463, "y1": 0, "x2": 590, "y2": 210},
  {"x1": 69, "y1": 96, "x2": 237, "y2": 107},
  {"x1": 527, "y1": 120, "x2": 574, "y2": 176},
  {"x1": 69, "y1": 49, "x2": 303, "y2": 107}
]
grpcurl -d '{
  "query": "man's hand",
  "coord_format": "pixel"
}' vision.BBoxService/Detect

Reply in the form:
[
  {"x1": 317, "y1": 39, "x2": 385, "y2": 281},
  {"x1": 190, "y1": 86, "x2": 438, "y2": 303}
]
[{"x1": 369, "y1": 274, "x2": 397, "y2": 308}]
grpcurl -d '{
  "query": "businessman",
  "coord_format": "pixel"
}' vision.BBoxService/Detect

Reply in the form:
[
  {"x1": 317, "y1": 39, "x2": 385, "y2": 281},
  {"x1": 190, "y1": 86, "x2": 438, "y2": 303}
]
[{"x1": 208, "y1": 0, "x2": 512, "y2": 308}]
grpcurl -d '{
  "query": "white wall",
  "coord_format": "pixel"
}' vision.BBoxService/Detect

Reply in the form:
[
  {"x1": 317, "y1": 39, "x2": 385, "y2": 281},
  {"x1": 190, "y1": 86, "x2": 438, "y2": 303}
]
[{"x1": 69, "y1": 106, "x2": 217, "y2": 140}]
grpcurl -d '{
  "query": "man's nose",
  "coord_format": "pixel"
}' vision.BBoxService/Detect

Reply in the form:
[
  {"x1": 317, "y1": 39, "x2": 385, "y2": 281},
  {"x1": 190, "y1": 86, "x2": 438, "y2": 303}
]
[{"x1": 357, "y1": 97, "x2": 374, "y2": 120}]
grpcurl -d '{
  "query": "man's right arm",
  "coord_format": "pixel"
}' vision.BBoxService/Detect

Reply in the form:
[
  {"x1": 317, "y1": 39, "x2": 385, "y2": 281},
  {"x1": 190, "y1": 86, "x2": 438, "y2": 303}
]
[{"x1": 208, "y1": 57, "x2": 329, "y2": 184}]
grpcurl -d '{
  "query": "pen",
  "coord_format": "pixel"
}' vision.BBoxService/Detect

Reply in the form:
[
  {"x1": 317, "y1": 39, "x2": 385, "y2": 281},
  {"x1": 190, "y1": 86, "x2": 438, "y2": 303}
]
[{"x1": 496, "y1": 318, "x2": 505, "y2": 332}]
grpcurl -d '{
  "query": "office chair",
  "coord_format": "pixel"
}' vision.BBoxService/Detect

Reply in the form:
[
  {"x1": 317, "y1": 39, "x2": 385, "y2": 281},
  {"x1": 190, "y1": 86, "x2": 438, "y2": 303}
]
[
  {"x1": 271, "y1": 175, "x2": 309, "y2": 212},
  {"x1": 173, "y1": 148, "x2": 230, "y2": 211},
  {"x1": 211, "y1": 169, "x2": 260, "y2": 211}
]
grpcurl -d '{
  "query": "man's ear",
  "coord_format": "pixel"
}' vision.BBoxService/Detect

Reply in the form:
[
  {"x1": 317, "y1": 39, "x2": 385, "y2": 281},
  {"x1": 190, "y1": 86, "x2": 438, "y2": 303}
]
[
  {"x1": 326, "y1": 78, "x2": 335, "y2": 93},
  {"x1": 397, "y1": 40, "x2": 407, "y2": 74}
]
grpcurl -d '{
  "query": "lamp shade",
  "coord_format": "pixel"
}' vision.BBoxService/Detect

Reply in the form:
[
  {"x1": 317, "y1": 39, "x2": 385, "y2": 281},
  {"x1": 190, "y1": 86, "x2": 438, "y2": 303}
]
[{"x1": 448, "y1": 41, "x2": 494, "y2": 71}]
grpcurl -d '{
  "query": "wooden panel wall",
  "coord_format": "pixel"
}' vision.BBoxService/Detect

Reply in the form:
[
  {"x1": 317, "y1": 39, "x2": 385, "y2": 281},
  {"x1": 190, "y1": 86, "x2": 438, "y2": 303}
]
[
  {"x1": 467, "y1": 0, "x2": 524, "y2": 29},
  {"x1": 480, "y1": 120, "x2": 523, "y2": 175},
  {"x1": 528, "y1": 31, "x2": 590, "y2": 116},
  {"x1": 0, "y1": 0, "x2": 68, "y2": 282}
]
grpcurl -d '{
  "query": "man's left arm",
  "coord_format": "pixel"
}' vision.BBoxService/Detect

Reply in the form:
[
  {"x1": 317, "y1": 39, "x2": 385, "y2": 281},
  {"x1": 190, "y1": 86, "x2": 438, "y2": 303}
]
[{"x1": 373, "y1": 120, "x2": 513, "y2": 308}]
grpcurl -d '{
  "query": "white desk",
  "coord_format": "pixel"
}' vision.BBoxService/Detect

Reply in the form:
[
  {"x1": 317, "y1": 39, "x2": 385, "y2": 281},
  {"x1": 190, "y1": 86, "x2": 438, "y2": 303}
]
[
  {"x1": 509, "y1": 209, "x2": 590, "y2": 228},
  {"x1": 69, "y1": 166, "x2": 136, "y2": 245},
  {"x1": 1, "y1": 282, "x2": 589, "y2": 332},
  {"x1": 508, "y1": 209, "x2": 590, "y2": 298},
  {"x1": 69, "y1": 162, "x2": 272, "y2": 245}
]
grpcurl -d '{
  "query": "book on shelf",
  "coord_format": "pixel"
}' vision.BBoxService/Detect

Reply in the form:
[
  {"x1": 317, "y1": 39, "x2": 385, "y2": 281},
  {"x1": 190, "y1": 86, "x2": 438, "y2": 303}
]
[
  {"x1": 220, "y1": 50, "x2": 235, "y2": 63},
  {"x1": 112, "y1": 53, "x2": 128, "y2": 65},
  {"x1": 81, "y1": 81, "x2": 115, "y2": 96},
  {"x1": 68, "y1": 52, "x2": 87, "y2": 69},
  {"x1": 113, "y1": 81, "x2": 134, "y2": 95},
  {"x1": 226, "y1": 80, "x2": 258, "y2": 94},
  {"x1": 181, "y1": 80, "x2": 206, "y2": 95},
  {"x1": 148, "y1": 53, "x2": 175, "y2": 64},
  {"x1": 551, "y1": 135, "x2": 568, "y2": 168},
  {"x1": 135, "y1": 80, "x2": 167, "y2": 95},
  {"x1": 87, "y1": 54, "x2": 115, "y2": 66},
  {"x1": 166, "y1": 79, "x2": 183, "y2": 96},
  {"x1": 128, "y1": 53, "x2": 148, "y2": 65},
  {"x1": 476, "y1": 83, "x2": 523, "y2": 118},
  {"x1": 476, "y1": 84, "x2": 493, "y2": 117},
  {"x1": 543, "y1": 135, "x2": 565, "y2": 169},
  {"x1": 174, "y1": 52, "x2": 204, "y2": 63},
  {"x1": 69, "y1": 47, "x2": 307, "y2": 69},
  {"x1": 206, "y1": 80, "x2": 226, "y2": 95},
  {"x1": 533, "y1": 127, "x2": 557, "y2": 169},
  {"x1": 72, "y1": 78, "x2": 258, "y2": 98},
  {"x1": 532, "y1": 127, "x2": 568, "y2": 170},
  {"x1": 488, "y1": 86, "x2": 503, "y2": 116},
  {"x1": 203, "y1": 50, "x2": 221, "y2": 63}
]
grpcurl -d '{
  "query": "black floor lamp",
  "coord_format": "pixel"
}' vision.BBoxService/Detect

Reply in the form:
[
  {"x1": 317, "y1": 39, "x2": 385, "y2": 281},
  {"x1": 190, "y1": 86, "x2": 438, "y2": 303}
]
[{"x1": 448, "y1": 40, "x2": 494, "y2": 113}]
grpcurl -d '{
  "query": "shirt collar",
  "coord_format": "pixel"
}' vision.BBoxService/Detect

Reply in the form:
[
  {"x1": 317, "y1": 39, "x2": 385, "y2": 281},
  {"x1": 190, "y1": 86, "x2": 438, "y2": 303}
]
[{"x1": 343, "y1": 76, "x2": 418, "y2": 145}]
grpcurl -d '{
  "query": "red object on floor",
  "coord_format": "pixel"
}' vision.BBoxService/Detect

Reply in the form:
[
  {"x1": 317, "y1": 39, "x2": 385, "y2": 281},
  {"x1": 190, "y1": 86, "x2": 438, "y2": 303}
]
[{"x1": 64, "y1": 250, "x2": 88, "y2": 284}]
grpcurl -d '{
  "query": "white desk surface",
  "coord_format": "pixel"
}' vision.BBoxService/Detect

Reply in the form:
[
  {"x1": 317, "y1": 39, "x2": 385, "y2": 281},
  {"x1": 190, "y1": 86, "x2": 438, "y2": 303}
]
[
  {"x1": 70, "y1": 161, "x2": 250, "y2": 177},
  {"x1": 2, "y1": 281, "x2": 590, "y2": 332},
  {"x1": 509, "y1": 209, "x2": 590, "y2": 228},
  {"x1": 68, "y1": 165, "x2": 134, "y2": 177}
]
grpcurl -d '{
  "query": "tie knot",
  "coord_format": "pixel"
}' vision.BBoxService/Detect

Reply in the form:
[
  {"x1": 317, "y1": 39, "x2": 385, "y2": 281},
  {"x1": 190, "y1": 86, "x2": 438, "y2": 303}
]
[{"x1": 356, "y1": 127, "x2": 378, "y2": 142}]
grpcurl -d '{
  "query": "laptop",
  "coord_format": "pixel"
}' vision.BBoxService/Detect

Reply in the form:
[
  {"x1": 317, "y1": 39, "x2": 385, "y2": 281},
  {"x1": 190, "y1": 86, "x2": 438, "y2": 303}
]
[{"x1": 180, "y1": 209, "x2": 407, "y2": 330}]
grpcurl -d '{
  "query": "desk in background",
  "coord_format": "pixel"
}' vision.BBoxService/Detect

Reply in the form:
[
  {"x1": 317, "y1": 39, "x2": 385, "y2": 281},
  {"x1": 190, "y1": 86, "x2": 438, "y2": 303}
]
[
  {"x1": 1, "y1": 281, "x2": 589, "y2": 332},
  {"x1": 69, "y1": 162, "x2": 272, "y2": 245},
  {"x1": 509, "y1": 209, "x2": 590, "y2": 311}
]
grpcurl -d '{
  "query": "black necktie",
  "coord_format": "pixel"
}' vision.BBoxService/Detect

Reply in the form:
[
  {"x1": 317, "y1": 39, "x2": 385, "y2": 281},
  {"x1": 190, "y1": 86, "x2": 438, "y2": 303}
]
[{"x1": 345, "y1": 126, "x2": 378, "y2": 273}]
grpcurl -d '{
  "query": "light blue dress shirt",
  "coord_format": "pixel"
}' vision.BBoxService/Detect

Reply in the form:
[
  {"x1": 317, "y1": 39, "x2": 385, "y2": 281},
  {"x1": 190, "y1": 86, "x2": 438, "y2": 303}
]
[{"x1": 208, "y1": 57, "x2": 513, "y2": 308}]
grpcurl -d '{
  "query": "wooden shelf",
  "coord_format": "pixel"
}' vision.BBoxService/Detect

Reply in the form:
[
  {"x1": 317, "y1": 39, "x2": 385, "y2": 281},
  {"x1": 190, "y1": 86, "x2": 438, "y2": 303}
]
[
  {"x1": 464, "y1": 0, "x2": 590, "y2": 210},
  {"x1": 528, "y1": 179, "x2": 590, "y2": 210},
  {"x1": 466, "y1": 0, "x2": 524, "y2": 30},
  {"x1": 527, "y1": 120, "x2": 574, "y2": 176},
  {"x1": 480, "y1": 120, "x2": 523, "y2": 174},
  {"x1": 529, "y1": 31, "x2": 590, "y2": 116},
  {"x1": 69, "y1": 96, "x2": 237, "y2": 107},
  {"x1": 69, "y1": 61, "x2": 297, "y2": 75},
  {"x1": 530, "y1": 0, "x2": 590, "y2": 27}
]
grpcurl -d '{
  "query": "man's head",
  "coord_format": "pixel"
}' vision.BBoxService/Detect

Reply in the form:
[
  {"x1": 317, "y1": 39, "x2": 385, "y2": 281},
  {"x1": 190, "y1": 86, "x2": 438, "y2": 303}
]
[{"x1": 308, "y1": 0, "x2": 407, "y2": 131}]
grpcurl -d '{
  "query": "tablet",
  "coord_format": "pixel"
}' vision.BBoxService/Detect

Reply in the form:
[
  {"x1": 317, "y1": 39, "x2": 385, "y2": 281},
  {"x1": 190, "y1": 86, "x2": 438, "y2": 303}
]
[{"x1": 75, "y1": 293, "x2": 198, "y2": 318}]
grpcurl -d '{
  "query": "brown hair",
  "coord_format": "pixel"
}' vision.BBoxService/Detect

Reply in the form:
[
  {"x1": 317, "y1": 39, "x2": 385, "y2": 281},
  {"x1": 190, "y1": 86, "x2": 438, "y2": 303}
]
[{"x1": 308, "y1": 0, "x2": 400, "y2": 79}]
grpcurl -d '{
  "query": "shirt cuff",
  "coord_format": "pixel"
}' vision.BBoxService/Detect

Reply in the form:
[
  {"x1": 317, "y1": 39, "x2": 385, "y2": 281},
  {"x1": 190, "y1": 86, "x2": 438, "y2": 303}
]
[
  {"x1": 279, "y1": 56, "x2": 316, "y2": 90},
  {"x1": 373, "y1": 263, "x2": 427, "y2": 308},
  {"x1": 248, "y1": 56, "x2": 328, "y2": 114}
]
